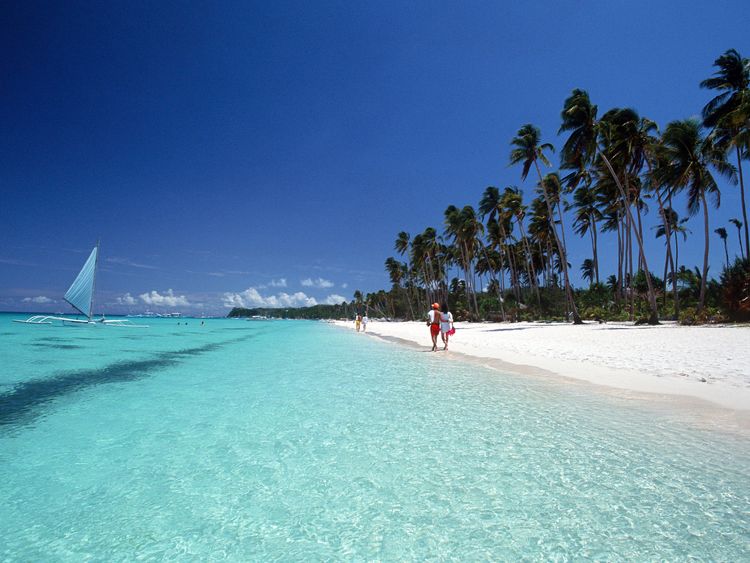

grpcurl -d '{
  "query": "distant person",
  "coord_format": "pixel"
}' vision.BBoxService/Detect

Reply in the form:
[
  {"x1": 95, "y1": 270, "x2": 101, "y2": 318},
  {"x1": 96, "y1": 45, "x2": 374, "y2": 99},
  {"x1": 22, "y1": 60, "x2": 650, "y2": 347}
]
[
  {"x1": 355, "y1": 314, "x2": 362, "y2": 332},
  {"x1": 427, "y1": 303, "x2": 440, "y2": 351},
  {"x1": 362, "y1": 314, "x2": 369, "y2": 332},
  {"x1": 440, "y1": 302, "x2": 454, "y2": 350}
]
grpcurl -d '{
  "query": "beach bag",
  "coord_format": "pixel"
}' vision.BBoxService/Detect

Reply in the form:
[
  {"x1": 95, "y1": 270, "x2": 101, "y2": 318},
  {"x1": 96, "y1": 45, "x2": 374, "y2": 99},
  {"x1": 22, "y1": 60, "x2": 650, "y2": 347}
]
[{"x1": 448, "y1": 327, "x2": 456, "y2": 336}]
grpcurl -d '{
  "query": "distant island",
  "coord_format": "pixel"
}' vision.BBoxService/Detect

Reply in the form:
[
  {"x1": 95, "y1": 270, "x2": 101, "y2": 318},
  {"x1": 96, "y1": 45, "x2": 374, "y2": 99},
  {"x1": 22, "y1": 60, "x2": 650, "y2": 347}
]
[{"x1": 227, "y1": 304, "x2": 351, "y2": 320}]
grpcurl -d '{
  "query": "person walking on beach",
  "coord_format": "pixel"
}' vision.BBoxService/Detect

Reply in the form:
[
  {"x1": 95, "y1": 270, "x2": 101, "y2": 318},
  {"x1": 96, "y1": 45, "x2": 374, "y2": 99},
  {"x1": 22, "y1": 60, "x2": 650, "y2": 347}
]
[
  {"x1": 427, "y1": 303, "x2": 441, "y2": 351},
  {"x1": 355, "y1": 314, "x2": 362, "y2": 332},
  {"x1": 440, "y1": 302, "x2": 454, "y2": 350},
  {"x1": 362, "y1": 314, "x2": 368, "y2": 332}
]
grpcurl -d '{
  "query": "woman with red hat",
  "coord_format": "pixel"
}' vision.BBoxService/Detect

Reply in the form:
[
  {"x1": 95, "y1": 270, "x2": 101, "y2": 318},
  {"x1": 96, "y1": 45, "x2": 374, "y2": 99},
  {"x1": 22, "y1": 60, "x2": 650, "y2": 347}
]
[{"x1": 427, "y1": 303, "x2": 441, "y2": 351}]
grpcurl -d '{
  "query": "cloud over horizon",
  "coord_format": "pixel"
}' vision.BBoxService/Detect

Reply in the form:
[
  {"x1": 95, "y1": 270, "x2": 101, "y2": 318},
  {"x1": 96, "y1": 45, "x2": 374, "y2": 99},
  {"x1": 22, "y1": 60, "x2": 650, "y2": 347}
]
[
  {"x1": 116, "y1": 293, "x2": 137, "y2": 305},
  {"x1": 139, "y1": 289, "x2": 190, "y2": 307},
  {"x1": 324, "y1": 294, "x2": 347, "y2": 305},
  {"x1": 222, "y1": 287, "x2": 317, "y2": 309},
  {"x1": 22, "y1": 295, "x2": 53, "y2": 304}
]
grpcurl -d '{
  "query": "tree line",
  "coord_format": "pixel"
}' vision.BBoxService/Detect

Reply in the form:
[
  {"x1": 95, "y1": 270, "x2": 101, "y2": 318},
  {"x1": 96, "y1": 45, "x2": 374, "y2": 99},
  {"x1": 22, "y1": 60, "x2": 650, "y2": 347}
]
[{"x1": 377, "y1": 48, "x2": 750, "y2": 324}]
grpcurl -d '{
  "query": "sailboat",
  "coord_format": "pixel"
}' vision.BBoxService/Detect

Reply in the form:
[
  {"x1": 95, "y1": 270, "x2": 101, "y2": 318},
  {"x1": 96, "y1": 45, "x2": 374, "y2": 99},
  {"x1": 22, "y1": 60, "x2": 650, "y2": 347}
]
[{"x1": 14, "y1": 243, "x2": 148, "y2": 327}]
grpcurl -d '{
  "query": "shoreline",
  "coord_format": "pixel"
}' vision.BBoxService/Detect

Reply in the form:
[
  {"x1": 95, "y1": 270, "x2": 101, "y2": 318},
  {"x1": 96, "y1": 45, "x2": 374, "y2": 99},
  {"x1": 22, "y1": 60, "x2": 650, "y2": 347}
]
[{"x1": 334, "y1": 320, "x2": 750, "y2": 421}]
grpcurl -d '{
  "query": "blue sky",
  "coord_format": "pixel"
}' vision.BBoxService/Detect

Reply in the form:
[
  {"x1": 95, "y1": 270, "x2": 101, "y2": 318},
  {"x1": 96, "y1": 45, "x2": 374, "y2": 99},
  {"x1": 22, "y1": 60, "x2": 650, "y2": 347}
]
[{"x1": 2, "y1": 1, "x2": 749, "y2": 315}]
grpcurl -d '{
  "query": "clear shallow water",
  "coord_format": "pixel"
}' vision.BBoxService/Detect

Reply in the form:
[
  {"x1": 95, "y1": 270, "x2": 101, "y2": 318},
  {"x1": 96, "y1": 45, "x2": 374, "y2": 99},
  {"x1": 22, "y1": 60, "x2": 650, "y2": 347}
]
[{"x1": 1, "y1": 314, "x2": 749, "y2": 560}]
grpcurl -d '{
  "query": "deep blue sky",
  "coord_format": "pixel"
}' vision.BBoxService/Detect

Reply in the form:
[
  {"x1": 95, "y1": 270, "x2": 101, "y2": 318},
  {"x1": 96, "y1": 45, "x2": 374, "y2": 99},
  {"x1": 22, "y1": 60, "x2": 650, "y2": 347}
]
[{"x1": 2, "y1": 1, "x2": 749, "y2": 314}]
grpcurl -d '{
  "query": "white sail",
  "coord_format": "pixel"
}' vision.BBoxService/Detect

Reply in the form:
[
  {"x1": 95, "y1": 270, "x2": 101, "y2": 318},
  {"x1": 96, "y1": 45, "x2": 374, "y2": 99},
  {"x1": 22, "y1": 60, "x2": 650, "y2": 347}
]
[{"x1": 64, "y1": 246, "x2": 98, "y2": 318}]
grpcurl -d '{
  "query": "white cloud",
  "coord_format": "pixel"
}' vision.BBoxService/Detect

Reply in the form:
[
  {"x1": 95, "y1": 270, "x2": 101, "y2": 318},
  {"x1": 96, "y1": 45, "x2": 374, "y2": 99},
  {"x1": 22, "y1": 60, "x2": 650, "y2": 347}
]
[
  {"x1": 139, "y1": 289, "x2": 190, "y2": 307},
  {"x1": 269, "y1": 278, "x2": 287, "y2": 287},
  {"x1": 341, "y1": 283, "x2": 348, "y2": 289},
  {"x1": 301, "y1": 277, "x2": 334, "y2": 289},
  {"x1": 116, "y1": 293, "x2": 137, "y2": 305},
  {"x1": 222, "y1": 288, "x2": 317, "y2": 308},
  {"x1": 324, "y1": 294, "x2": 347, "y2": 305},
  {"x1": 23, "y1": 295, "x2": 52, "y2": 304}
]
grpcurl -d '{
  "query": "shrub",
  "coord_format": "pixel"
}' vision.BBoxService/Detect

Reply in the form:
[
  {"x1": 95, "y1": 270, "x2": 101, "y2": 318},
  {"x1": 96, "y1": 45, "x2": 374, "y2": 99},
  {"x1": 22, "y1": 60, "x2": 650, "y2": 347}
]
[
  {"x1": 679, "y1": 306, "x2": 725, "y2": 325},
  {"x1": 720, "y1": 258, "x2": 750, "y2": 321}
]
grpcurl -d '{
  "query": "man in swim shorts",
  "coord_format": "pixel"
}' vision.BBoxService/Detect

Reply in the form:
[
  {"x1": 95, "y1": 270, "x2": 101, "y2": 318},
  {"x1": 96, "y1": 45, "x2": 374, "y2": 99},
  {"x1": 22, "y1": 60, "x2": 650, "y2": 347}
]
[{"x1": 427, "y1": 303, "x2": 440, "y2": 351}]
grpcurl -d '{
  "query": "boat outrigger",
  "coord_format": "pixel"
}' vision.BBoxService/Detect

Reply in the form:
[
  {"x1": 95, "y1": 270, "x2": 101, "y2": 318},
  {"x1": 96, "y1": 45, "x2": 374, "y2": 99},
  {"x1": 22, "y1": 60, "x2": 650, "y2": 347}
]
[{"x1": 14, "y1": 243, "x2": 148, "y2": 327}]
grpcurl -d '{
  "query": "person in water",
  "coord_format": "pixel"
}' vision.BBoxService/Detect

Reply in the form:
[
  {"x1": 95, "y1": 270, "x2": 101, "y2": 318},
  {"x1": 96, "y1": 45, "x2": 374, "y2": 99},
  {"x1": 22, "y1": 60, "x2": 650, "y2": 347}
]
[
  {"x1": 427, "y1": 303, "x2": 440, "y2": 351},
  {"x1": 440, "y1": 301, "x2": 454, "y2": 350}
]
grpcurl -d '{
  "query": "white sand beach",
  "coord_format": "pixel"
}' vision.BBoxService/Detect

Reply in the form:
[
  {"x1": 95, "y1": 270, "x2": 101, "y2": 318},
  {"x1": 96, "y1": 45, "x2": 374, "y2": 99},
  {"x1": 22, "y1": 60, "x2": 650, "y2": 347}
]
[{"x1": 336, "y1": 320, "x2": 750, "y2": 412}]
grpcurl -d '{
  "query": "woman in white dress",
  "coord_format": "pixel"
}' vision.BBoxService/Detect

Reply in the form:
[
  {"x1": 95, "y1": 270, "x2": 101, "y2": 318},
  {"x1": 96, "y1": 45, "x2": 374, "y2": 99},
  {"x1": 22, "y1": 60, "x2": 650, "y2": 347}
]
[{"x1": 439, "y1": 302, "x2": 454, "y2": 350}]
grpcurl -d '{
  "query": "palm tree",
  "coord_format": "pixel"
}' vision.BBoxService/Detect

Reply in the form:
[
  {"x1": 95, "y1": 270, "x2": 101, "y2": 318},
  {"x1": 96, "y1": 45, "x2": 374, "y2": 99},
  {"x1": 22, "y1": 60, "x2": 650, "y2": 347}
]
[
  {"x1": 385, "y1": 256, "x2": 413, "y2": 319},
  {"x1": 421, "y1": 227, "x2": 447, "y2": 304},
  {"x1": 559, "y1": 90, "x2": 661, "y2": 322},
  {"x1": 444, "y1": 205, "x2": 482, "y2": 318},
  {"x1": 657, "y1": 119, "x2": 736, "y2": 311},
  {"x1": 527, "y1": 195, "x2": 556, "y2": 288},
  {"x1": 568, "y1": 183, "x2": 602, "y2": 284},
  {"x1": 395, "y1": 231, "x2": 410, "y2": 256},
  {"x1": 560, "y1": 88, "x2": 601, "y2": 284},
  {"x1": 654, "y1": 207, "x2": 690, "y2": 314},
  {"x1": 580, "y1": 258, "x2": 595, "y2": 286},
  {"x1": 715, "y1": 227, "x2": 730, "y2": 268},
  {"x1": 393, "y1": 232, "x2": 416, "y2": 318},
  {"x1": 701, "y1": 49, "x2": 750, "y2": 255},
  {"x1": 395, "y1": 231, "x2": 419, "y2": 313},
  {"x1": 510, "y1": 124, "x2": 582, "y2": 323},
  {"x1": 730, "y1": 218, "x2": 745, "y2": 259},
  {"x1": 597, "y1": 107, "x2": 661, "y2": 323},
  {"x1": 502, "y1": 186, "x2": 541, "y2": 306},
  {"x1": 480, "y1": 187, "x2": 522, "y2": 304},
  {"x1": 559, "y1": 89, "x2": 599, "y2": 178},
  {"x1": 671, "y1": 216, "x2": 692, "y2": 284}
]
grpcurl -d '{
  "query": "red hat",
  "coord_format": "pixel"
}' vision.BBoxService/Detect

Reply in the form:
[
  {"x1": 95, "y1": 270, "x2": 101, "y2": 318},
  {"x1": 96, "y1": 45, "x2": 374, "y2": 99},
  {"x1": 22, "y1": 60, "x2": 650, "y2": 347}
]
[{"x1": 432, "y1": 303, "x2": 440, "y2": 309}]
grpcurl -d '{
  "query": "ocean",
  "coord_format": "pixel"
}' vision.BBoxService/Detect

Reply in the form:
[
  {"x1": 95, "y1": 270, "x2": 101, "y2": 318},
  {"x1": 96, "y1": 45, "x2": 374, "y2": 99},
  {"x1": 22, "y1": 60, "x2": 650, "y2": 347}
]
[{"x1": 1, "y1": 314, "x2": 748, "y2": 560}]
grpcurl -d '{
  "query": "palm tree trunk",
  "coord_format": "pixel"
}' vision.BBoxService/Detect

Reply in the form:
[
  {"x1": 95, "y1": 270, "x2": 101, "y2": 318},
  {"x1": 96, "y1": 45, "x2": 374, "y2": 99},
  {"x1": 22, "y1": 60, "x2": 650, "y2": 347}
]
[
  {"x1": 591, "y1": 216, "x2": 600, "y2": 285},
  {"x1": 674, "y1": 233, "x2": 681, "y2": 318},
  {"x1": 723, "y1": 239, "x2": 729, "y2": 268},
  {"x1": 534, "y1": 161, "x2": 582, "y2": 323},
  {"x1": 636, "y1": 202, "x2": 645, "y2": 270},
  {"x1": 737, "y1": 227, "x2": 745, "y2": 260},
  {"x1": 481, "y1": 242, "x2": 506, "y2": 321},
  {"x1": 662, "y1": 241, "x2": 670, "y2": 307},
  {"x1": 601, "y1": 154, "x2": 659, "y2": 323},
  {"x1": 498, "y1": 222, "x2": 521, "y2": 304},
  {"x1": 616, "y1": 214, "x2": 623, "y2": 306},
  {"x1": 498, "y1": 244, "x2": 507, "y2": 295},
  {"x1": 464, "y1": 242, "x2": 480, "y2": 318},
  {"x1": 699, "y1": 192, "x2": 710, "y2": 312},
  {"x1": 403, "y1": 282, "x2": 415, "y2": 320},
  {"x1": 625, "y1": 205, "x2": 634, "y2": 321},
  {"x1": 507, "y1": 243, "x2": 521, "y2": 303},
  {"x1": 668, "y1": 193, "x2": 679, "y2": 318},
  {"x1": 654, "y1": 189, "x2": 674, "y2": 310},
  {"x1": 518, "y1": 218, "x2": 541, "y2": 306},
  {"x1": 737, "y1": 146, "x2": 749, "y2": 257},
  {"x1": 546, "y1": 241, "x2": 553, "y2": 288}
]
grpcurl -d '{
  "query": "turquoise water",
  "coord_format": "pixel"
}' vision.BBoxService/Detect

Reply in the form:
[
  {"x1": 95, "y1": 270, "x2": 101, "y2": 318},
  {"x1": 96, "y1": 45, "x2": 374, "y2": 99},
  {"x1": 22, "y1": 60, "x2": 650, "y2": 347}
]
[{"x1": 1, "y1": 314, "x2": 749, "y2": 560}]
